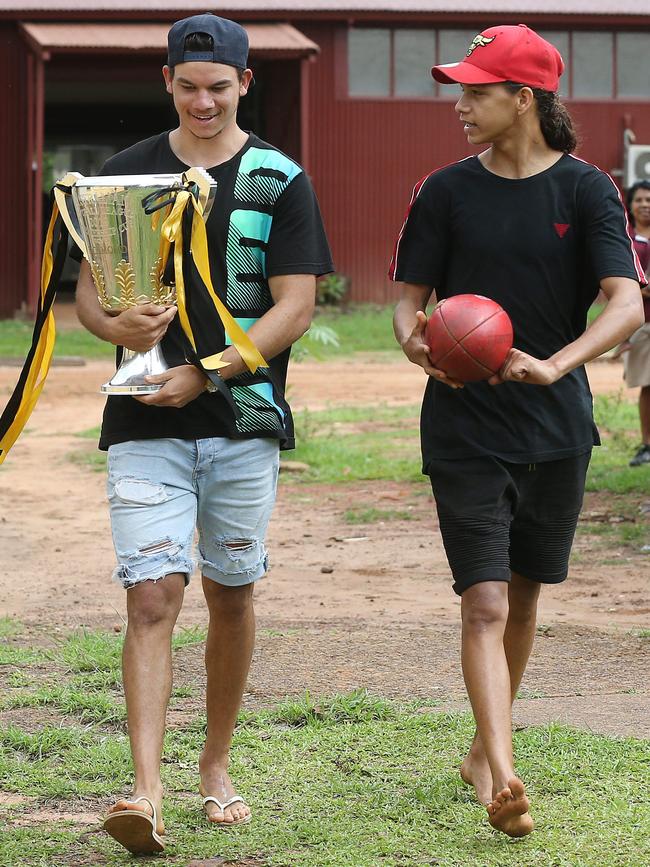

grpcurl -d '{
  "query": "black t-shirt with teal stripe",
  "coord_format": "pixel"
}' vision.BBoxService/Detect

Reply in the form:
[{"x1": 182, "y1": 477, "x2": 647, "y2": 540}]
[
  {"x1": 391, "y1": 154, "x2": 644, "y2": 468},
  {"x1": 95, "y1": 132, "x2": 333, "y2": 450}
]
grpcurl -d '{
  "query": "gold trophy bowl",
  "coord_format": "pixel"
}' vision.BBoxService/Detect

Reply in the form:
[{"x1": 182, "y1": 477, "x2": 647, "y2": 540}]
[{"x1": 54, "y1": 168, "x2": 217, "y2": 394}]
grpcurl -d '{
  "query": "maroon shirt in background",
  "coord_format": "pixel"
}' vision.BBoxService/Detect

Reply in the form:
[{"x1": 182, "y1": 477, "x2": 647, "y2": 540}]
[{"x1": 633, "y1": 235, "x2": 650, "y2": 322}]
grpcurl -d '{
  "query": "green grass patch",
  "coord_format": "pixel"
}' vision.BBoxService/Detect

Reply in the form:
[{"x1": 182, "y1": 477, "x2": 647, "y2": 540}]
[
  {"x1": 0, "y1": 617, "x2": 22, "y2": 639},
  {"x1": 587, "y1": 302, "x2": 605, "y2": 326},
  {"x1": 253, "y1": 689, "x2": 399, "y2": 728},
  {"x1": 73, "y1": 405, "x2": 424, "y2": 482},
  {"x1": 286, "y1": 404, "x2": 421, "y2": 484},
  {"x1": 0, "y1": 627, "x2": 205, "y2": 724},
  {"x1": 67, "y1": 370, "x2": 647, "y2": 499},
  {"x1": 73, "y1": 393, "x2": 649, "y2": 496},
  {"x1": 0, "y1": 702, "x2": 648, "y2": 866},
  {"x1": 576, "y1": 516, "x2": 647, "y2": 552},
  {"x1": 344, "y1": 506, "x2": 416, "y2": 524},
  {"x1": 55, "y1": 626, "x2": 205, "y2": 678},
  {"x1": 0, "y1": 304, "x2": 399, "y2": 362},
  {"x1": 0, "y1": 646, "x2": 45, "y2": 667},
  {"x1": 3, "y1": 302, "x2": 609, "y2": 363},
  {"x1": 312, "y1": 301, "x2": 606, "y2": 356},
  {"x1": 308, "y1": 304, "x2": 399, "y2": 356},
  {"x1": 587, "y1": 440, "x2": 649, "y2": 494},
  {"x1": 290, "y1": 430, "x2": 421, "y2": 483},
  {"x1": 0, "y1": 318, "x2": 113, "y2": 359},
  {"x1": 0, "y1": 630, "x2": 648, "y2": 866},
  {"x1": 588, "y1": 393, "x2": 649, "y2": 493},
  {"x1": 2, "y1": 685, "x2": 123, "y2": 725}
]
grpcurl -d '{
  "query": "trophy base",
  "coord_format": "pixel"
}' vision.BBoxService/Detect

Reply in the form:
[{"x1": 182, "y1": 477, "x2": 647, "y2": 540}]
[{"x1": 101, "y1": 345, "x2": 168, "y2": 395}]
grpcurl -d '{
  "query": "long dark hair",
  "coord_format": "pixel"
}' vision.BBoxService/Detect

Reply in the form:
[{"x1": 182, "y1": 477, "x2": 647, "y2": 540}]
[
  {"x1": 505, "y1": 83, "x2": 578, "y2": 153},
  {"x1": 626, "y1": 180, "x2": 650, "y2": 225}
]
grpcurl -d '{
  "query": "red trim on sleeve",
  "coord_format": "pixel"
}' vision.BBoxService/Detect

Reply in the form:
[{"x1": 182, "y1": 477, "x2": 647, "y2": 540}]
[
  {"x1": 389, "y1": 157, "x2": 474, "y2": 282},
  {"x1": 388, "y1": 172, "x2": 434, "y2": 281}
]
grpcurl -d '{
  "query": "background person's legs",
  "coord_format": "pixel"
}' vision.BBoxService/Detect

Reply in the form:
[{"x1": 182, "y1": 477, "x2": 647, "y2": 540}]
[
  {"x1": 630, "y1": 385, "x2": 650, "y2": 465},
  {"x1": 641, "y1": 386, "x2": 650, "y2": 442},
  {"x1": 624, "y1": 326, "x2": 650, "y2": 465}
]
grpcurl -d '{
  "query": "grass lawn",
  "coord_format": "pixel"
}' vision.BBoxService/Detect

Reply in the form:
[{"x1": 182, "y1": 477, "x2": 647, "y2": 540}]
[
  {"x1": 0, "y1": 304, "x2": 400, "y2": 361},
  {"x1": 0, "y1": 318, "x2": 114, "y2": 359},
  {"x1": 73, "y1": 391, "x2": 648, "y2": 500},
  {"x1": 0, "y1": 300, "x2": 614, "y2": 361},
  {"x1": 0, "y1": 624, "x2": 648, "y2": 867}
]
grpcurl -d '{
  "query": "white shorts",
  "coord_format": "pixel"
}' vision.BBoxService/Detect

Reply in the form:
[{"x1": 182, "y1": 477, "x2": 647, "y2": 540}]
[{"x1": 623, "y1": 323, "x2": 650, "y2": 388}]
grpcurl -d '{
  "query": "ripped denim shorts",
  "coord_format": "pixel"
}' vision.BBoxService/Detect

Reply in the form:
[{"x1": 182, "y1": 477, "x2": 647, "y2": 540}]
[{"x1": 106, "y1": 437, "x2": 280, "y2": 589}]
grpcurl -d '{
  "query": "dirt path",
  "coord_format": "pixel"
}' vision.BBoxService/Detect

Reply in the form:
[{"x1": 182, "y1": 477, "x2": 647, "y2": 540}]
[{"x1": 0, "y1": 349, "x2": 648, "y2": 738}]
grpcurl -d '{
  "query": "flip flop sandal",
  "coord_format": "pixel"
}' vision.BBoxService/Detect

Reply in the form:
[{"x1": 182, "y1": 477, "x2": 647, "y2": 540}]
[
  {"x1": 202, "y1": 794, "x2": 252, "y2": 827},
  {"x1": 103, "y1": 795, "x2": 165, "y2": 854}
]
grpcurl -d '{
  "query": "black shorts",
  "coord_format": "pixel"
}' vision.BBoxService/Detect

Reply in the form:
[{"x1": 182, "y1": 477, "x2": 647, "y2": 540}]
[{"x1": 428, "y1": 452, "x2": 591, "y2": 596}]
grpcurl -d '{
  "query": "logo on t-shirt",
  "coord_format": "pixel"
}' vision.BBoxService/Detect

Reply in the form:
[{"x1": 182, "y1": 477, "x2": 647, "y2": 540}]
[
  {"x1": 554, "y1": 223, "x2": 570, "y2": 238},
  {"x1": 466, "y1": 35, "x2": 496, "y2": 56}
]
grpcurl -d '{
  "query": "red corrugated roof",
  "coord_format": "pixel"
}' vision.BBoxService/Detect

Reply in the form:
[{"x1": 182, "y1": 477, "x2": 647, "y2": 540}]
[
  {"x1": 20, "y1": 21, "x2": 319, "y2": 56},
  {"x1": 2, "y1": 1, "x2": 650, "y2": 15}
]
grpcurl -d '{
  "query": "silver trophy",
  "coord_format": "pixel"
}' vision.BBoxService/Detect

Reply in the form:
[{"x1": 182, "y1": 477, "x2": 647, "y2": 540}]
[{"x1": 54, "y1": 168, "x2": 217, "y2": 394}]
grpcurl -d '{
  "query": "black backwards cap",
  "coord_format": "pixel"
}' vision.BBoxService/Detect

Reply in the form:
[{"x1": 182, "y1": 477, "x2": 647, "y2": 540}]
[{"x1": 167, "y1": 13, "x2": 249, "y2": 69}]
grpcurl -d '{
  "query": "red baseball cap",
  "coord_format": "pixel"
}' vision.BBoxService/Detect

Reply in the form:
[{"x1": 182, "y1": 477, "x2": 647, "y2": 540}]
[{"x1": 432, "y1": 24, "x2": 564, "y2": 92}]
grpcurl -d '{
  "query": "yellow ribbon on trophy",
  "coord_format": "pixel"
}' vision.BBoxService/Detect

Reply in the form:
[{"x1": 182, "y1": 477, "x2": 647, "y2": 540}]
[
  {"x1": 160, "y1": 184, "x2": 268, "y2": 375},
  {"x1": 0, "y1": 203, "x2": 62, "y2": 465}
]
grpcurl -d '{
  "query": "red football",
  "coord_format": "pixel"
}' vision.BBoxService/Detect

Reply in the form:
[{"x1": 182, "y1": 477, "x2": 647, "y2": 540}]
[{"x1": 424, "y1": 294, "x2": 513, "y2": 382}]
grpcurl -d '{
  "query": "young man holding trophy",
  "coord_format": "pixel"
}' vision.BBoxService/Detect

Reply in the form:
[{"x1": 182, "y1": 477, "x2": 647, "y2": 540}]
[{"x1": 74, "y1": 14, "x2": 333, "y2": 854}]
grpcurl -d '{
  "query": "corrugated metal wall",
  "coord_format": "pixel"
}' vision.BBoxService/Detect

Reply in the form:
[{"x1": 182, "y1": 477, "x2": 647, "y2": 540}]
[
  {"x1": 0, "y1": 24, "x2": 29, "y2": 317},
  {"x1": 303, "y1": 22, "x2": 465, "y2": 303},
  {"x1": 2, "y1": 17, "x2": 650, "y2": 314},
  {"x1": 568, "y1": 102, "x2": 650, "y2": 181},
  {"x1": 302, "y1": 21, "x2": 650, "y2": 303}
]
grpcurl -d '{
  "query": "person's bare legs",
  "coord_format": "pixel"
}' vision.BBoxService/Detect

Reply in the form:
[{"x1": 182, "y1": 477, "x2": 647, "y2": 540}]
[
  {"x1": 107, "y1": 573, "x2": 185, "y2": 834},
  {"x1": 639, "y1": 386, "x2": 650, "y2": 445},
  {"x1": 460, "y1": 580, "x2": 533, "y2": 837},
  {"x1": 461, "y1": 573, "x2": 540, "y2": 805},
  {"x1": 199, "y1": 577, "x2": 255, "y2": 825}
]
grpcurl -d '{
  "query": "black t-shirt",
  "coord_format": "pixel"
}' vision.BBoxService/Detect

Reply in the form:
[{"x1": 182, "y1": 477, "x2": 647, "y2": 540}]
[
  {"x1": 93, "y1": 132, "x2": 333, "y2": 450},
  {"x1": 391, "y1": 153, "x2": 644, "y2": 468}
]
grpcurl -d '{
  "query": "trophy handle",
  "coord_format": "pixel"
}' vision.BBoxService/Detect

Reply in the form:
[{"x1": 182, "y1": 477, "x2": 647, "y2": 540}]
[{"x1": 53, "y1": 172, "x2": 88, "y2": 258}]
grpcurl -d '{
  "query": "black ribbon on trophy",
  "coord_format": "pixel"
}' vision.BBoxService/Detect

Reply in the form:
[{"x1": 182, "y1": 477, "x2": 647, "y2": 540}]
[
  {"x1": 0, "y1": 192, "x2": 69, "y2": 464},
  {"x1": 0, "y1": 168, "x2": 269, "y2": 465}
]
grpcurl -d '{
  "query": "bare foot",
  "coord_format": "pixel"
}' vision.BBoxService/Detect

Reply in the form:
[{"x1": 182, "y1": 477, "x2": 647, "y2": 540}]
[
  {"x1": 107, "y1": 793, "x2": 165, "y2": 836},
  {"x1": 486, "y1": 777, "x2": 534, "y2": 838},
  {"x1": 460, "y1": 751, "x2": 492, "y2": 805},
  {"x1": 199, "y1": 766, "x2": 251, "y2": 826}
]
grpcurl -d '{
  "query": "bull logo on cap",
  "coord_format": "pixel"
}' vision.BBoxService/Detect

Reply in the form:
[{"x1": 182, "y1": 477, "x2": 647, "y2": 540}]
[{"x1": 466, "y1": 34, "x2": 496, "y2": 56}]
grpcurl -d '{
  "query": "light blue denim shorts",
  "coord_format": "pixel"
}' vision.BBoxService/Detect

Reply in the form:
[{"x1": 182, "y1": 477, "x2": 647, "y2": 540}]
[{"x1": 106, "y1": 437, "x2": 280, "y2": 589}]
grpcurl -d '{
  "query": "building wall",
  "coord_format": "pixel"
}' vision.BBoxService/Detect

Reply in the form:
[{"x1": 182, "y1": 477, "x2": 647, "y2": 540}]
[
  {"x1": 0, "y1": 24, "x2": 30, "y2": 317},
  {"x1": 302, "y1": 21, "x2": 650, "y2": 303},
  {"x1": 2, "y1": 16, "x2": 650, "y2": 315}
]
